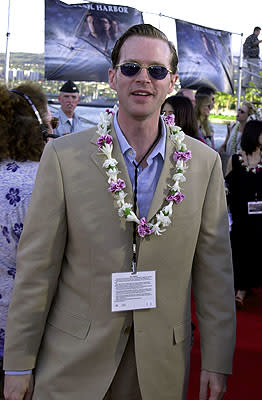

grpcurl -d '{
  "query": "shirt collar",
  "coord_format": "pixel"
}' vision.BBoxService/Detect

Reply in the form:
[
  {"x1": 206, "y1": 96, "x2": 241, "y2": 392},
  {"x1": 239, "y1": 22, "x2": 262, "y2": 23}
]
[
  {"x1": 113, "y1": 113, "x2": 166, "y2": 161},
  {"x1": 59, "y1": 108, "x2": 76, "y2": 122}
]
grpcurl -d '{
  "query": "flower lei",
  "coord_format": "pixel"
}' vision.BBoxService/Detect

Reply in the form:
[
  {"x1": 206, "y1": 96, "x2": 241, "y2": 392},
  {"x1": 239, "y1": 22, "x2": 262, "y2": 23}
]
[
  {"x1": 96, "y1": 107, "x2": 192, "y2": 237},
  {"x1": 238, "y1": 153, "x2": 262, "y2": 173}
]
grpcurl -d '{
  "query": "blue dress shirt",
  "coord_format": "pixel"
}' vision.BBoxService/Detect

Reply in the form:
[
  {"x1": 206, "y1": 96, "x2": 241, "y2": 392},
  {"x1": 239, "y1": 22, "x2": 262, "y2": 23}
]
[{"x1": 113, "y1": 114, "x2": 166, "y2": 218}]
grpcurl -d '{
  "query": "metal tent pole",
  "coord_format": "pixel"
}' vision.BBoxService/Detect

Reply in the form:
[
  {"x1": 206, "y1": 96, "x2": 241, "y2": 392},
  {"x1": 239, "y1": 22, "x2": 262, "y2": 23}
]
[
  {"x1": 236, "y1": 33, "x2": 244, "y2": 108},
  {"x1": 4, "y1": 0, "x2": 11, "y2": 86}
]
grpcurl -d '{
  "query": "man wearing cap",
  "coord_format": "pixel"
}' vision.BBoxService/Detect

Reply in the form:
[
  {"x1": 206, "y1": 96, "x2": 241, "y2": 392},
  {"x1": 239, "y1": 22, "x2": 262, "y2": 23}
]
[{"x1": 53, "y1": 80, "x2": 87, "y2": 136}]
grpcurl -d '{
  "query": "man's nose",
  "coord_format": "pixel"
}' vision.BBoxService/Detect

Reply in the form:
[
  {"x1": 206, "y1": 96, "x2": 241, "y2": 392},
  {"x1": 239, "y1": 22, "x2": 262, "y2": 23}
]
[{"x1": 135, "y1": 67, "x2": 151, "y2": 81}]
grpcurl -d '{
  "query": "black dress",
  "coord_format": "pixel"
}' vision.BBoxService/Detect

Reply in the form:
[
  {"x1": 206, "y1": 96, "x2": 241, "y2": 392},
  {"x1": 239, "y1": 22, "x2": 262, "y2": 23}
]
[{"x1": 225, "y1": 154, "x2": 262, "y2": 290}]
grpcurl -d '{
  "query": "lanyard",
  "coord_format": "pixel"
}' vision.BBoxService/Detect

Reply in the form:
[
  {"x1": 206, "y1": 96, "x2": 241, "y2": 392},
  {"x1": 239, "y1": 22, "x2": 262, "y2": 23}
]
[{"x1": 131, "y1": 123, "x2": 161, "y2": 274}]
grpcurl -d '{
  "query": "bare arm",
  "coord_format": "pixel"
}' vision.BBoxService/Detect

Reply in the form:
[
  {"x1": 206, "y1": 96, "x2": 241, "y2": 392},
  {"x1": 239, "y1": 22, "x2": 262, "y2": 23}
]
[
  {"x1": 219, "y1": 123, "x2": 231, "y2": 152},
  {"x1": 200, "y1": 370, "x2": 228, "y2": 400},
  {"x1": 4, "y1": 374, "x2": 34, "y2": 400}
]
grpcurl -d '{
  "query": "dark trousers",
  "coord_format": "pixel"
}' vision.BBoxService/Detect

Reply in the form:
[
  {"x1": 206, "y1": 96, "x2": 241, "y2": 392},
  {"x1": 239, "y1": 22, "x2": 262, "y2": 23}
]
[{"x1": 103, "y1": 329, "x2": 142, "y2": 400}]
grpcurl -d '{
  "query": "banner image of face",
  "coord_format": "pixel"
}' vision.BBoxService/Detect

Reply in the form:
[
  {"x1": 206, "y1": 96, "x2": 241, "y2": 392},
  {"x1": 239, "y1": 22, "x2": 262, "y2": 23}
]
[
  {"x1": 176, "y1": 19, "x2": 234, "y2": 94},
  {"x1": 45, "y1": 0, "x2": 143, "y2": 82}
]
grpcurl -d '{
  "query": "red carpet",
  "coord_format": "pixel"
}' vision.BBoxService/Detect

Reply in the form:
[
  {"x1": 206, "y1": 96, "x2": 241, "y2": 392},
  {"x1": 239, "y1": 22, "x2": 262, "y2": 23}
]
[{"x1": 187, "y1": 289, "x2": 262, "y2": 399}]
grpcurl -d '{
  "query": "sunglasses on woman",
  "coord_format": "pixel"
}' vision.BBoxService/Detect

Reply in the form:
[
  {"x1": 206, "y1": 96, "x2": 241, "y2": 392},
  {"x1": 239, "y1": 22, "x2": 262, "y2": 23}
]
[
  {"x1": 115, "y1": 62, "x2": 172, "y2": 80},
  {"x1": 238, "y1": 109, "x2": 246, "y2": 114}
]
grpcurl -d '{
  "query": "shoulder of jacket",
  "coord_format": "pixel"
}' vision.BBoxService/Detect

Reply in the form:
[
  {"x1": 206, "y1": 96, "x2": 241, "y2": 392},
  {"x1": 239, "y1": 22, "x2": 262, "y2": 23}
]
[
  {"x1": 52, "y1": 126, "x2": 97, "y2": 150},
  {"x1": 77, "y1": 115, "x2": 91, "y2": 124}
]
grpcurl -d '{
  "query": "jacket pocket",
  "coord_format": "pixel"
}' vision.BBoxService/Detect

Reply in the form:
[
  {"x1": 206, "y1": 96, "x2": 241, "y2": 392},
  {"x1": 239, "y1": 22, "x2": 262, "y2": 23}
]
[
  {"x1": 47, "y1": 306, "x2": 91, "y2": 339},
  {"x1": 173, "y1": 319, "x2": 192, "y2": 345}
]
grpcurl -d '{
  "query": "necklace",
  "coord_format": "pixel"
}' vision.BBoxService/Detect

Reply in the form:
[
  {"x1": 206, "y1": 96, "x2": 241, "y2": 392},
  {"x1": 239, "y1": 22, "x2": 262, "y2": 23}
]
[
  {"x1": 96, "y1": 107, "x2": 192, "y2": 237},
  {"x1": 238, "y1": 152, "x2": 262, "y2": 173}
]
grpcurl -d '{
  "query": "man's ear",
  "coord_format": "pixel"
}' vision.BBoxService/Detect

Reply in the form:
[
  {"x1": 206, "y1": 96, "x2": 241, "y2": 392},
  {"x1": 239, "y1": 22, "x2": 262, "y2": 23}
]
[
  {"x1": 167, "y1": 73, "x2": 178, "y2": 94},
  {"x1": 108, "y1": 68, "x2": 116, "y2": 90}
]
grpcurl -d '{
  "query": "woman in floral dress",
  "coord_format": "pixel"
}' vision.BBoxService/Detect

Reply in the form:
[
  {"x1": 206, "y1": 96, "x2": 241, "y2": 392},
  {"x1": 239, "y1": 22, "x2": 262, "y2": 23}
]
[
  {"x1": 225, "y1": 120, "x2": 262, "y2": 306},
  {"x1": 0, "y1": 82, "x2": 49, "y2": 397}
]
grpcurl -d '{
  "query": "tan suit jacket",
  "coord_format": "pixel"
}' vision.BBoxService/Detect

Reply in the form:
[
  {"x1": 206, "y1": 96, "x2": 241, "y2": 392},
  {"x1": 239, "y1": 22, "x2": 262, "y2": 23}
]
[{"x1": 4, "y1": 121, "x2": 236, "y2": 400}]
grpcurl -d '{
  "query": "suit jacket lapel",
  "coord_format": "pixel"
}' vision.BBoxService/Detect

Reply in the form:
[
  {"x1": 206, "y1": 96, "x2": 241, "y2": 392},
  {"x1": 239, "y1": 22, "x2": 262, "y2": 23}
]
[{"x1": 90, "y1": 120, "x2": 133, "y2": 200}]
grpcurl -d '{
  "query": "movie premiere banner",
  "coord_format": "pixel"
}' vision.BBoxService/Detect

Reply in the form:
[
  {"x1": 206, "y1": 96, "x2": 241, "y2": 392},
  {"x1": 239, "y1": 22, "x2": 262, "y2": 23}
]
[
  {"x1": 45, "y1": 0, "x2": 143, "y2": 82},
  {"x1": 175, "y1": 19, "x2": 234, "y2": 94}
]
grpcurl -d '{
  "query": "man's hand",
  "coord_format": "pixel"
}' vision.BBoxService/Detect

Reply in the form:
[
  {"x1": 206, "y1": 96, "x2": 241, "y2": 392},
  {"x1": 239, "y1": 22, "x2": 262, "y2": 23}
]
[
  {"x1": 4, "y1": 373, "x2": 34, "y2": 400},
  {"x1": 199, "y1": 370, "x2": 228, "y2": 400}
]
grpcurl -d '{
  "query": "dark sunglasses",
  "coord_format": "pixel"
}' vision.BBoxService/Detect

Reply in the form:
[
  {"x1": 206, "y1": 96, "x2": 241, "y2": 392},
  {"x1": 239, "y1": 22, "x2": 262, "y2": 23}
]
[
  {"x1": 51, "y1": 116, "x2": 59, "y2": 129},
  {"x1": 238, "y1": 109, "x2": 246, "y2": 114},
  {"x1": 116, "y1": 62, "x2": 172, "y2": 80},
  {"x1": 203, "y1": 104, "x2": 212, "y2": 110}
]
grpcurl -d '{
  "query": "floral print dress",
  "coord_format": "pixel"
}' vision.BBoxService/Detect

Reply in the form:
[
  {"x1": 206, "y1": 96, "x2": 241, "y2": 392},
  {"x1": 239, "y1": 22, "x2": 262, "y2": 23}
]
[{"x1": 0, "y1": 159, "x2": 39, "y2": 359}]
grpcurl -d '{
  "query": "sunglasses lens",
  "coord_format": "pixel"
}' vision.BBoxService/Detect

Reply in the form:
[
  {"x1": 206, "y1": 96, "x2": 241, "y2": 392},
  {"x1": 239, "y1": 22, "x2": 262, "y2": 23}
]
[
  {"x1": 148, "y1": 65, "x2": 169, "y2": 80},
  {"x1": 119, "y1": 63, "x2": 169, "y2": 80},
  {"x1": 120, "y1": 63, "x2": 140, "y2": 77}
]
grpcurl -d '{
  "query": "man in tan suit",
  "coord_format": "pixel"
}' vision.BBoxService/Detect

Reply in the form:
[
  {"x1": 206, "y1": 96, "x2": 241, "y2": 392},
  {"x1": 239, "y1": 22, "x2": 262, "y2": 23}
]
[{"x1": 4, "y1": 24, "x2": 235, "y2": 400}]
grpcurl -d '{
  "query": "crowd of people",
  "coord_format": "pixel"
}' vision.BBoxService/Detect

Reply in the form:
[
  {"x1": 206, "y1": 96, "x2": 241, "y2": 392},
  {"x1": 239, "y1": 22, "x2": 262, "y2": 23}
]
[
  {"x1": 0, "y1": 22, "x2": 261, "y2": 400},
  {"x1": 160, "y1": 83, "x2": 262, "y2": 309}
]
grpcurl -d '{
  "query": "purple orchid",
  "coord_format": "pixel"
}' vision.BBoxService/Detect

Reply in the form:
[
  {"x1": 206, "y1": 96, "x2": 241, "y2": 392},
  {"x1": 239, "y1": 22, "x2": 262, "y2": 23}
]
[
  {"x1": 96, "y1": 134, "x2": 113, "y2": 149},
  {"x1": 173, "y1": 150, "x2": 192, "y2": 162},
  {"x1": 105, "y1": 108, "x2": 115, "y2": 115},
  {"x1": 137, "y1": 217, "x2": 153, "y2": 238},
  {"x1": 166, "y1": 192, "x2": 185, "y2": 204},
  {"x1": 108, "y1": 179, "x2": 126, "y2": 193},
  {"x1": 163, "y1": 114, "x2": 175, "y2": 125}
]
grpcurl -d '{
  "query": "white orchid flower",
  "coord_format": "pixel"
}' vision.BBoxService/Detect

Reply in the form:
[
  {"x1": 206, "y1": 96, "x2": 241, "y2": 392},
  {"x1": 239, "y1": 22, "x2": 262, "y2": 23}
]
[
  {"x1": 156, "y1": 211, "x2": 172, "y2": 227},
  {"x1": 177, "y1": 163, "x2": 188, "y2": 173},
  {"x1": 99, "y1": 111, "x2": 112, "y2": 127},
  {"x1": 115, "y1": 190, "x2": 127, "y2": 204},
  {"x1": 118, "y1": 202, "x2": 133, "y2": 216},
  {"x1": 151, "y1": 223, "x2": 166, "y2": 236},
  {"x1": 170, "y1": 125, "x2": 182, "y2": 134},
  {"x1": 179, "y1": 143, "x2": 187, "y2": 152},
  {"x1": 96, "y1": 125, "x2": 108, "y2": 136},
  {"x1": 103, "y1": 158, "x2": 118, "y2": 169},
  {"x1": 162, "y1": 201, "x2": 173, "y2": 216},
  {"x1": 168, "y1": 181, "x2": 180, "y2": 192},
  {"x1": 100, "y1": 143, "x2": 113, "y2": 158},
  {"x1": 126, "y1": 211, "x2": 140, "y2": 224},
  {"x1": 176, "y1": 159, "x2": 184, "y2": 170},
  {"x1": 175, "y1": 131, "x2": 185, "y2": 143},
  {"x1": 106, "y1": 168, "x2": 119, "y2": 182},
  {"x1": 172, "y1": 173, "x2": 186, "y2": 182}
]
